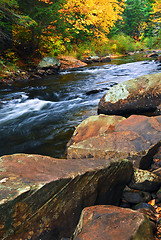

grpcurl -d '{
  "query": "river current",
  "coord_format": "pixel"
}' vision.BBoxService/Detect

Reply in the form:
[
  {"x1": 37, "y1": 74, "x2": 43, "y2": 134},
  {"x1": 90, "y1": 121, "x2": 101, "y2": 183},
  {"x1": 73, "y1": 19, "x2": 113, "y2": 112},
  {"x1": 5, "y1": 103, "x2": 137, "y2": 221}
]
[{"x1": 0, "y1": 55, "x2": 161, "y2": 158}]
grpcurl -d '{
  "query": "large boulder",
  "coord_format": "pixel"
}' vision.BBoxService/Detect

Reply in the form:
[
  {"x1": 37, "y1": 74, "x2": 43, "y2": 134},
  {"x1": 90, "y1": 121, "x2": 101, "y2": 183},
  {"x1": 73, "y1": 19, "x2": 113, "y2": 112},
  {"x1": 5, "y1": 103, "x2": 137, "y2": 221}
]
[
  {"x1": 38, "y1": 56, "x2": 61, "y2": 69},
  {"x1": 0, "y1": 154, "x2": 132, "y2": 240},
  {"x1": 98, "y1": 73, "x2": 161, "y2": 116},
  {"x1": 72, "y1": 205, "x2": 154, "y2": 240},
  {"x1": 58, "y1": 56, "x2": 87, "y2": 70},
  {"x1": 67, "y1": 115, "x2": 161, "y2": 169},
  {"x1": 67, "y1": 114, "x2": 125, "y2": 147}
]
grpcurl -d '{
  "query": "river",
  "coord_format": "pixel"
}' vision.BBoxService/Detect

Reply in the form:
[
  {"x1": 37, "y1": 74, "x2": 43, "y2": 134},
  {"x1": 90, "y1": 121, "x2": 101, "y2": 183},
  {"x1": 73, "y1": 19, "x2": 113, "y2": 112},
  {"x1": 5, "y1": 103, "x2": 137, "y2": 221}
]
[{"x1": 0, "y1": 55, "x2": 160, "y2": 158}]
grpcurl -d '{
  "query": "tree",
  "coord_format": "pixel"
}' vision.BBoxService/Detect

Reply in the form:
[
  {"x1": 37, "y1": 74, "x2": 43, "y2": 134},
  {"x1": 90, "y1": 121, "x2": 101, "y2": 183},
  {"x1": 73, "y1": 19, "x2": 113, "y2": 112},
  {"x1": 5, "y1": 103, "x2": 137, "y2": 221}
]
[
  {"x1": 58, "y1": 0, "x2": 124, "y2": 43},
  {"x1": 121, "y1": 0, "x2": 154, "y2": 40},
  {"x1": 0, "y1": 0, "x2": 18, "y2": 51}
]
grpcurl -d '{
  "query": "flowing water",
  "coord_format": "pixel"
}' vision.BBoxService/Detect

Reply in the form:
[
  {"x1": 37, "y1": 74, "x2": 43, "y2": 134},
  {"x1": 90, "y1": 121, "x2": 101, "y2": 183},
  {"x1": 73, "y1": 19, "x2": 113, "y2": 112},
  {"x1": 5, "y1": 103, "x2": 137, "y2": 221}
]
[{"x1": 0, "y1": 55, "x2": 161, "y2": 158}]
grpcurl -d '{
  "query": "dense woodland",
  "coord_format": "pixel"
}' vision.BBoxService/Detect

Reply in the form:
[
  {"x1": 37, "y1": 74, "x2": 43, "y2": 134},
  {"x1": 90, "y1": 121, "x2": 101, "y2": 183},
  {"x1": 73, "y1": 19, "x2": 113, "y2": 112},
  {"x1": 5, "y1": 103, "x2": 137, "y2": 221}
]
[{"x1": 0, "y1": 0, "x2": 161, "y2": 70}]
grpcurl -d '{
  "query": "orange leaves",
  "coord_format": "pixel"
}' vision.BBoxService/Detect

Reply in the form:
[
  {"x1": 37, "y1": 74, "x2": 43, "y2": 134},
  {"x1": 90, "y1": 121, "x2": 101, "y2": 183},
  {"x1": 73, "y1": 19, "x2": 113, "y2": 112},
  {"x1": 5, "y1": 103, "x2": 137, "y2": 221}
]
[{"x1": 148, "y1": 199, "x2": 156, "y2": 206}]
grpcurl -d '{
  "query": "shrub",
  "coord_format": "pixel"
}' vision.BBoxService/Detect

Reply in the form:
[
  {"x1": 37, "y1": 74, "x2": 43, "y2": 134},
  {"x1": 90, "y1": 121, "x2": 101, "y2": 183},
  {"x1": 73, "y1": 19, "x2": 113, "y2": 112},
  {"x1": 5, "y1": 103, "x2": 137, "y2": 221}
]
[
  {"x1": 144, "y1": 36, "x2": 158, "y2": 49},
  {"x1": 111, "y1": 34, "x2": 136, "y2": 53}
]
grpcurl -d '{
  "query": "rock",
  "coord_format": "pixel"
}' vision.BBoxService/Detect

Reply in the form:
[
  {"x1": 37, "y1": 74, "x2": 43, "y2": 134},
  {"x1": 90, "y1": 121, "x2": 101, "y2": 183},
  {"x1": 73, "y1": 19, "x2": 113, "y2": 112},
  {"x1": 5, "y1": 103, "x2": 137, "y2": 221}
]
[
  {"x1": 148, "y1": 53, "x2": 159, "y2": 58},
  {"x1": 157, "y1": 55, "x2": 161, "y2": 63},
  {"x1": 67, "y1": 114, "x2": 125, "y2": 147},
  {"x1": 67, "y1": 115, "x2": 161, "y2": 169},
  {"x1": 59, "y1": 56, "x2": 87, "y2": 70},
  {"x1": 98, "y1": 72, "x2": 161, "y2": 116},
  {"x1": 0, "y1": 154, "x2": 132, "y2": 240},
  {"x1": 154, "y1": 104, "x2": 161, "y2": 115},
  {"x1": 150, "y1": 146, "x2": 161, "y2": 171},
  {"x1": 156, "y1": 188, "x2": 161, "y2": 201},
  {"x1": 85, "y1": 88, "x2": 109, "y2": 95},
  {"x1": 128, "y1": 168, "x2": 161, "y2": 192},
  {"x1": 84, "y1": 55, "x2": 100, "y2": 63},
  {"x1": 86, "y1": 89, "x2": 102, "y2": 95},
  {"x1": 38, "y1": 56, "x2": 61, "y2": 69},
  {"x1": 100, "y1": 56, "x2": 111, "y2": 62},
  {"x1": 122, "y1": 186, "x2": 151, "y2": 204},
  {"x1": 72, "y1": 205, "x2": 154, "y2": 240},
  {"x1": 137, "y1": 208, "x2": 157, "y2": 224},
  {"x1": 133, "y1": 203, "x2": 154, "y2": 211},
  {"x1": 83, "y1": 55, "x2": 111, "y2": 64}
]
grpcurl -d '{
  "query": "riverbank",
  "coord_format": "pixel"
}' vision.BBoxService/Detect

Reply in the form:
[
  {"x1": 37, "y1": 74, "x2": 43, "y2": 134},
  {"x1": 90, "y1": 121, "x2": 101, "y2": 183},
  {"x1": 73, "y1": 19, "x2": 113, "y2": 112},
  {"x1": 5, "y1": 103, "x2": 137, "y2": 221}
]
[{"x1": 0, "y1": 49, "x2": 160, "y2": 87}]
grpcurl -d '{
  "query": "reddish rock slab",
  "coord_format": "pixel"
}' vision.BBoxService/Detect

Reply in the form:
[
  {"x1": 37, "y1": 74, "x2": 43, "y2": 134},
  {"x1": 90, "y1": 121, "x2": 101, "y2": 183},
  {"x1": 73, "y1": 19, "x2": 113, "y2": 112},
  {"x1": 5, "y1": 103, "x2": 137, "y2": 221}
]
[
  {"x1": 98, "y1": 72, "x2": 161, "y2": 116},
  {"x1": 67, "y1": 115, "x2": 161, "y2": 169},
  {"x1": 67, "y1": 114, "x2": 125, "y2": 147},
  {"x1": 0, "y1": 154, "x2": 132, "y2": 240},
  {"x1": 72, "y1": 205, "x2": 154, "y2": 240},
  {"x1": 58, "y1": 56, "x2": 87, "y2": 70}
]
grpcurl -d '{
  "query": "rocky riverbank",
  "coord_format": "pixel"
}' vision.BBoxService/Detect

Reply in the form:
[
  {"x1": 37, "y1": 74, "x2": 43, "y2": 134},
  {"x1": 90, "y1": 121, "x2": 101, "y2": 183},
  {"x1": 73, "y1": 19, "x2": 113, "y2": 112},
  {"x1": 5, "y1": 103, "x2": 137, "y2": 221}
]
[
  {"x1": 0, "y1": 58, "x2": 161, "y2": 239},
  {"x1": 0, "y1": 49, "x2": 160, "y2": 88}
]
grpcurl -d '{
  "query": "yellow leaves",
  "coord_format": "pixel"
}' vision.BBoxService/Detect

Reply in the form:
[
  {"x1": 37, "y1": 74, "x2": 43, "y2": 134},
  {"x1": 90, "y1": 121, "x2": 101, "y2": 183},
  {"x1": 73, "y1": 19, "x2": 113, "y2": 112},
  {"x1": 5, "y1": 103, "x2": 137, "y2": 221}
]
[
  {"x1": 60, "y1": 0, "x2": 124, "y2": 39},
  {"x1": 38, "y1": 0, "x2": 53, "y2": 4},
  {"x1": 153, "y1": 0, "x2": 161, "y2": 22}
]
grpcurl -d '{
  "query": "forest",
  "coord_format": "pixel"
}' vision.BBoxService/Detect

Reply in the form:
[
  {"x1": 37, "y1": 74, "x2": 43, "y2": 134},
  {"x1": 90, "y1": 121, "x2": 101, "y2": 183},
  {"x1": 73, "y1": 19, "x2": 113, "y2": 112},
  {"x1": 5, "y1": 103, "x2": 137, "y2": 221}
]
[{"x1": 0, "y1": 0, "x2": 161, "y2": 71}]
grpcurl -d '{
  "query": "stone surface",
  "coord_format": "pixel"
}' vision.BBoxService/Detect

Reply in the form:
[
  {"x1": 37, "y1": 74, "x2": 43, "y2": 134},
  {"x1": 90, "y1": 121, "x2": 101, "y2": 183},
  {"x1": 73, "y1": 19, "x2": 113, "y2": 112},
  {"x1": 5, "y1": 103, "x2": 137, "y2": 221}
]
[
  {"x1": 67, "y1": 115, "x2": 161, "y2": 169},
  {"x1": 38, "y1": 56, "x2": 61, "y2": 69},
  {"x1": 122, "y1": 186, "x2": 151, "y2": 204},
  {"x1": 59, "y1": 56, "x2": 87, "y2": 70},
  {"x1": 98, "y1": 72, "x2": 161, "y2": 116},
  {"x1": 0, "y1": 154, "x2": 132, "y2": 240},
  {"x1": 67, "y1": 114, "x2": 125, "y2": 147},
  {"x1": 128, "y1": 168, "x2": 161, "y2": 192},
  {"x1": 72, "y1": 205, "x2": 154, "y2": 240},
  {"x1": 83, "y1": 55, "x2": 111, "y2": 64}
]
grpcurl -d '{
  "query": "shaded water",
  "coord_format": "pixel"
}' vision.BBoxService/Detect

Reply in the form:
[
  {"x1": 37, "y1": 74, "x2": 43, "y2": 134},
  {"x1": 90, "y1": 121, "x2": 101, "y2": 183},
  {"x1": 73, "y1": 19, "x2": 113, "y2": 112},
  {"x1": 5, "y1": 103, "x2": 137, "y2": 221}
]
[{"x1": 0, "y1": 55, "x2": 161, "y2": 157}]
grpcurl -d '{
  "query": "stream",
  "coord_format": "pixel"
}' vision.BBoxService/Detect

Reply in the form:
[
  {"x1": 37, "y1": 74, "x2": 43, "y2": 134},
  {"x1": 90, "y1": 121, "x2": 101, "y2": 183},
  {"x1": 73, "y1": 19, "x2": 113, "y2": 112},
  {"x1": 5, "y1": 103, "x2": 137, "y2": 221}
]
[{"x1": 0, "y1": 54, "x2": 161, "y2": 158}]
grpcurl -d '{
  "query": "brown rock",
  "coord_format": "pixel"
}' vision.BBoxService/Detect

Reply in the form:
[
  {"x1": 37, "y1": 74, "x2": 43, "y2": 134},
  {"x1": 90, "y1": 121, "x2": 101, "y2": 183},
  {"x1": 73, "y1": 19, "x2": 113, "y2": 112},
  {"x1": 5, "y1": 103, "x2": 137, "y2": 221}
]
[
  {"x1": 59, "y1": 56, "x2": 87, "y2": 70},
  {"x1": 67, "y1": 115, "x2": 161, "y2": 169},
  {"x1": 98, "y1": 72, "x2": 161, "y2": 116},
  {"x1": 0, "y1": 154, "x2": 132, "y2": 240},
  {"x1": 72, "y1": 205, "x2": 154, "y2": 240},
  {"x1": 67, "y1": 114, "x2": 125, "y2": 147}
]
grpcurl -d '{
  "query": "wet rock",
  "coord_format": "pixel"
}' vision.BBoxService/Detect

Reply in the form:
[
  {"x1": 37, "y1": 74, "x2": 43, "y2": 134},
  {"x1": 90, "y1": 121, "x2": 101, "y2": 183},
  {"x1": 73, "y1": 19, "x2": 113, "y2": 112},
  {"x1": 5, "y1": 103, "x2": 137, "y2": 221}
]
[
  {"x1": 86, "y1": 89, "x2": 102, "y2": 95},
  {"x1": 128, "y1": 168, "x2": 161, "y2": 192},
  {"x1": 38, "y1": 56, "x2": 61, "y2": 69},
  {"x1": 133, "y1": 203, "x2": 154, "y2": 211},
  {"x1": 122, "y1": 186, "x2": 151, "y2": 204},
  {"x1": 100, "y1": 56, "x2": 111, "y2": 62},
  {"x1": 98, "y1": 72, "x2": 161, "y2": 116},
  {"x1": 0, "y1": 154, "x2": 132, "y2": 240},
  {"x1": 83, "y1": 55, "x2": 111, "y2": 64},
  {"x1": 148, "y1": 53, "x2": 159, "y2": 58},
  {"x1": 84, "y1": 55, "x2": 100, "y2": 63},
  {"x1": 67, "y1": 115, "x2": 161, "y2": 169},
  {"x1": 72, "y1": 205, "x2": 154, "y2": 240},
  {"x1": 85, "y1": 88, "x2": 109, "y2": 95}
]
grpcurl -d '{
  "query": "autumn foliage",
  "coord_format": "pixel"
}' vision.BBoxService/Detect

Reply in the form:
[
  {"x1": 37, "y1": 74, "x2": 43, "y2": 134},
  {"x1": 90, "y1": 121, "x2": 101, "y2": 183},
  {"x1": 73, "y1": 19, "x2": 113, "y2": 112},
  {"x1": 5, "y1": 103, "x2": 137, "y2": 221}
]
[{"x1": 0, "y1": 0, "x2": 161, "y2": 67}]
